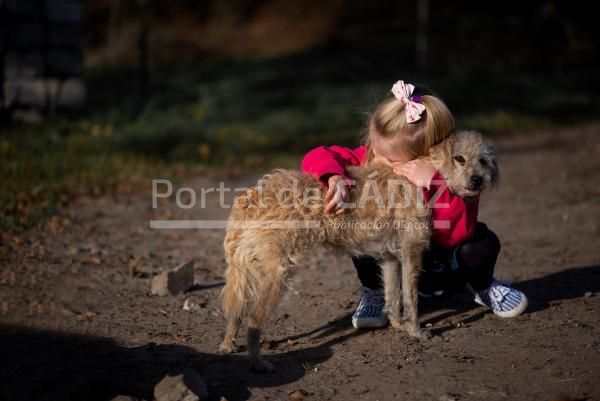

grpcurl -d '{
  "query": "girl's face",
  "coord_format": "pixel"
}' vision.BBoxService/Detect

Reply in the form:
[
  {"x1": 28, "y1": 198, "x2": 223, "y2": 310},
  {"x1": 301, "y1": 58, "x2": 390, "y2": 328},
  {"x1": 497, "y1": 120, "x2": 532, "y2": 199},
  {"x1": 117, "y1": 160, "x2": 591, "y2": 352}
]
[{"x1": 371, "y1": 132, "x2": 413, "y2": 167}]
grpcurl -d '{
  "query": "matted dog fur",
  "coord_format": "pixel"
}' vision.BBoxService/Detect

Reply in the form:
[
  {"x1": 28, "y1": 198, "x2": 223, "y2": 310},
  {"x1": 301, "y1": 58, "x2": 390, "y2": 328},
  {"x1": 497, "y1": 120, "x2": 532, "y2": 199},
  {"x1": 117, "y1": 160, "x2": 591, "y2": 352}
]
[{"x1": 219, "y1": 130, "x2": 498, "y2": 372}]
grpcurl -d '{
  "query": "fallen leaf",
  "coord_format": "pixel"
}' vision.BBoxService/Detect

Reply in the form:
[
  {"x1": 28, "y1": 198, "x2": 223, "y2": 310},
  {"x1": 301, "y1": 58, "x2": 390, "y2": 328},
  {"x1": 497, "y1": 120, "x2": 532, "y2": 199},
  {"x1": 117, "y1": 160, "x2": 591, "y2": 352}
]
[
  {"x1": 288, "y1": 389, "x2": 308, "y2": 400},
  {"x1": 46, "y1": 216, "x2": 62, "y2": 232}
]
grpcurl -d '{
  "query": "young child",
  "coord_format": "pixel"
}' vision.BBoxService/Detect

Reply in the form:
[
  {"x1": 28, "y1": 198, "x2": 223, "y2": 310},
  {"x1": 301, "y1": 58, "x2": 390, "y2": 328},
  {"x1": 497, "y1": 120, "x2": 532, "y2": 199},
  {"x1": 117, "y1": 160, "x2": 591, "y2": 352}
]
[{"x1": 301, "y1": 80, "x2": 527, "y2": 329}]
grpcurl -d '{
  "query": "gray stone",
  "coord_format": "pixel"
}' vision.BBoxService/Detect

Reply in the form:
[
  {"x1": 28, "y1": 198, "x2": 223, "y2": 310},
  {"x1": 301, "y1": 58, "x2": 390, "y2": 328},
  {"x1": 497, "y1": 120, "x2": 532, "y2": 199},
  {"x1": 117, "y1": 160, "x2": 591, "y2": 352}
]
[
  {"x1": 109, "y1": 396, "x2": 138, "y2": 401},
  {"x1": 57, "y1": 78, "x2": 86, "y2": 108},
  {"x1": 183, "y1": 298, "x2": 200, "y2": 312},
  {"x1": 151, "y1": 261, "x2": 194, "y2": 296},
  {"x1": 4, "y1": 78, "x2": 85, "y2": 110},
  {"x1": 154, "y1": 369, "x2": 208, "y2": 401}
]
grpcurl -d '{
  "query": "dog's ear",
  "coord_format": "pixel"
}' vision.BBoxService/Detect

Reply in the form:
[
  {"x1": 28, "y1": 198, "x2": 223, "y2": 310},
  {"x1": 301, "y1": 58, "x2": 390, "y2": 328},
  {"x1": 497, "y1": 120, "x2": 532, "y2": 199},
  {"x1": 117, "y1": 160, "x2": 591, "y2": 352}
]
[
  {"x1": 429, "y1": 134, "x2": 454, "y2": 159},
  {"x1": 429, "y1": 134, "x2": 455, "y2": 173},
  {"x1": 484, "y1": 143, "x2": 500, "y2": 187},
  {"x1": 442, "y1": 134, "x2": 456, "y2": 159}
]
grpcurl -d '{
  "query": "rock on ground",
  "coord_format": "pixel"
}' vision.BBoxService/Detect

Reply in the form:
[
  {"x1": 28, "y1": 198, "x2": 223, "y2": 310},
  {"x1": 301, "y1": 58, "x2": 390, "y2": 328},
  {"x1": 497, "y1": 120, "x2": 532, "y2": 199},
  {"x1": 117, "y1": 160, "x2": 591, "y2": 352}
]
[
  {"x1": 151, "y1": 261, "x2": 194, "y2": 296},
  {"x1": 154, "y1": 369, "x2": 208, "y2": 401}
]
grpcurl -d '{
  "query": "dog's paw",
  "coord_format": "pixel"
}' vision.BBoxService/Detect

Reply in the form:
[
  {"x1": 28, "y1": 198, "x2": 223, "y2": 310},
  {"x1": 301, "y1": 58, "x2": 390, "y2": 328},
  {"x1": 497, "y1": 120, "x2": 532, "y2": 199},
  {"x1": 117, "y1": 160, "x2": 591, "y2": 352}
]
[
  {"x1": 415, "y1": 328, "x2": 432, "y2": 341},
  {"x1": 250, "y1": 358, "x2": 275, "y2": 373},
  {"x1": 388, "y1": 316, "x2": 403, "y2": 330},
  {"x1": 408, "y1": 327, "x2": 431, "y2": 341},
  {"x1": 390, "y1": 321, "x2": 403, "y2": 330},
  {"x1": 218, "y1": 342, "x2": 239, "y2": 354},
  {"x1": 401, "y1": 323, "x2": 431, "y2": 341}
]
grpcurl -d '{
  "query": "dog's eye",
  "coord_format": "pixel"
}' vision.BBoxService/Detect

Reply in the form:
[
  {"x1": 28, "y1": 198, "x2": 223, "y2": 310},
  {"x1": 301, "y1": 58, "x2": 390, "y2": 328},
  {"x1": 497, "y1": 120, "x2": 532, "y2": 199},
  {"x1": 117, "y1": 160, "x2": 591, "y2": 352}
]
[
  {"x1": 454, "y1": 155, "x2": 465, "y2": 165},
  {"x1": 480, "y1": 158, "x2": 487, "y2": 166}
]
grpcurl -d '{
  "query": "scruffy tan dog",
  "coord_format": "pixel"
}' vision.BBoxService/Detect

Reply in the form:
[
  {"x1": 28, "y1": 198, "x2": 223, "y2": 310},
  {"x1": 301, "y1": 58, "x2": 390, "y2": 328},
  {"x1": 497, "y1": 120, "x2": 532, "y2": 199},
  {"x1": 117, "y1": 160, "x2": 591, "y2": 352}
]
[{"x1": 219, "y1": 130, "x2": 498, "y2": 372}]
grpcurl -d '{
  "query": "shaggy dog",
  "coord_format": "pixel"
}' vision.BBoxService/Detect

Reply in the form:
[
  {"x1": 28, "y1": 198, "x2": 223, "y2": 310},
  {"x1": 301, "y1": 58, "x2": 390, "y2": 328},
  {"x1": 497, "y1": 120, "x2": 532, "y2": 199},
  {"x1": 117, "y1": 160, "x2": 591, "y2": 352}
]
[{"x1": 219, "y1": 130, "x2": 498, "y2": 372}]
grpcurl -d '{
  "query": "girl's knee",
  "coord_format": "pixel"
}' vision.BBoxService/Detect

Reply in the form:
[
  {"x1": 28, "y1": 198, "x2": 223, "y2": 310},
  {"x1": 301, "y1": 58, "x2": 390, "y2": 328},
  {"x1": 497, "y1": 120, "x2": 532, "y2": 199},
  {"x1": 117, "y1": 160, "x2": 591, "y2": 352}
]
[
  {"x1": 456, "y1": 228, "x2": 500, "y2": 270},
  {"x1": 473, "y1": 222, "x2": 501, "y2": 254}
]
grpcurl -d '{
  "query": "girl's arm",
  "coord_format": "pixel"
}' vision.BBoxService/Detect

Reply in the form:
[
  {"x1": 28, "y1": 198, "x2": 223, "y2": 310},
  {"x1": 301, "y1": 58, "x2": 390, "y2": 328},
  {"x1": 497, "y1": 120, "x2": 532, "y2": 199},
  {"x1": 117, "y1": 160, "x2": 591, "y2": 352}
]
[
  {"x1": 301, "y1": 145, "x2": 368, "y2": 184},
  {"x1": 424, "y1": 171, "x2": 479, "y2": 248},
  {"x1": 395, "y1": 160, "x2": 478, "y2": 248}
]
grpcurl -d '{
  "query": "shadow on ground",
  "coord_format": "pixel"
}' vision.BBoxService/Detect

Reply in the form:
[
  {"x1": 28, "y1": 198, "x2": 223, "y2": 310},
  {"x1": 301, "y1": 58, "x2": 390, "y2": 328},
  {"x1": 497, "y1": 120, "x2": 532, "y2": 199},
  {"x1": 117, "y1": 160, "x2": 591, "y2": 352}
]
[
  {"x1": 424, "y1": 264, "x2": 600, "y2": 333},
  {"x1": 0, "y1": 318, "x2": 363, "y2": 401},
  {"x1": 427, "y1": 263, "x2": 600, "y2": 314},
  {"x1": 1, "y1": 265, "x2": 597, "y2": 401},
  {"x1": 516, "y1": 264, "x2": 600, "y2": 312}
]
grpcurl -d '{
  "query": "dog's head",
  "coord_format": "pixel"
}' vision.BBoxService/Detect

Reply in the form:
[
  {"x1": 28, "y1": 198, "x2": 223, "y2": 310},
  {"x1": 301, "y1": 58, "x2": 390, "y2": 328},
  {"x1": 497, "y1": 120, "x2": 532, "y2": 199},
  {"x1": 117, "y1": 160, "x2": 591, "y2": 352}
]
[{"x1": 429, "y1": 130, "x2": 498, "y2": 200}]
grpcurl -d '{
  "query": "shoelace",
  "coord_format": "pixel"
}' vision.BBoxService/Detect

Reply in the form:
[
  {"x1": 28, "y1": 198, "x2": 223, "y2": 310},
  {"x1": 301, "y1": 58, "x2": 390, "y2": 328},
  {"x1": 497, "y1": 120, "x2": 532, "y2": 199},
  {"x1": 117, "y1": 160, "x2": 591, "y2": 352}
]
[{"x1": 483, "y1": 278, "x2": 514, "y2": 311}]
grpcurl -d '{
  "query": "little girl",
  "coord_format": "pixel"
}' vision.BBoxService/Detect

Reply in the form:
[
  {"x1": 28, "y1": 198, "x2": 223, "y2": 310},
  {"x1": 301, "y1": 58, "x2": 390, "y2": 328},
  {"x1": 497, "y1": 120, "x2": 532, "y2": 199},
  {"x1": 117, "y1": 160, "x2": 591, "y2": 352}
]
[{"x1": 302, "y1": 80, "x2": 527, "y2": 329}]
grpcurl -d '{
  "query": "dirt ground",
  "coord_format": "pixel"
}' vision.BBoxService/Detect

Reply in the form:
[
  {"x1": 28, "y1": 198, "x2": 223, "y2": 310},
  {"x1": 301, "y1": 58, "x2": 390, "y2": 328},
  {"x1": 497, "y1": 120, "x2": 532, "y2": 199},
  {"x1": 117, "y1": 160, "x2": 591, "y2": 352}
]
[{"x1": 1, "y1": 125, "x2": 599, "y2": 401}]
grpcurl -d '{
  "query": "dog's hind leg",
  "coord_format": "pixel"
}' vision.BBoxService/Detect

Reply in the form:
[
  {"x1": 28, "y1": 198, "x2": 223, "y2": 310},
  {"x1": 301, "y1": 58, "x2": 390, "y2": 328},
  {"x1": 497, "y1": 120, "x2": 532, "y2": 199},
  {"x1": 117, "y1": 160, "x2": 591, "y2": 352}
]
[
  {"x1": 381, "y1": 258, "x2": 403, "y2": 329},
  {"x1": 219, "y1": 253, "x2": 251, "y2": 354},
  {"x1": 219, "y1": 315, "x2": 241, "y2": 354},
  {"x1": 246, "y1": 261, "x2": 288, "y2": 373},
  {"x1": 219, "y1": 281, "x2": 243, "y2": 353},
  {"x1": 400, "y1": 244, "x2": 430, "y2": 340}
]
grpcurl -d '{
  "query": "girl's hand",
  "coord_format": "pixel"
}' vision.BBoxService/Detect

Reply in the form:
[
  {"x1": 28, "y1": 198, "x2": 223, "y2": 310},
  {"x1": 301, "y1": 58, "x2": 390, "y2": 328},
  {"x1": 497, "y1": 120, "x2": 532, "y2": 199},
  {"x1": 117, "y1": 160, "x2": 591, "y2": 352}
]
[
  {"x1": 325, "y1": 175, "x2": 350, "y2": 215},
  {"x1": 372, "y1": 154, "x2": 394, "y2": 168},
  {"x1": 393, "y1": 159, "x2": 437, "y2": 189}
]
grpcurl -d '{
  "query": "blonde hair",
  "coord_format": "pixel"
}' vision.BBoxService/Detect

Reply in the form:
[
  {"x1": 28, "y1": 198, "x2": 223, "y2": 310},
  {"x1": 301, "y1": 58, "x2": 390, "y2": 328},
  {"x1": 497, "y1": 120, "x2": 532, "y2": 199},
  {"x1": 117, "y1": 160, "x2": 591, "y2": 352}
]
[{"x1": 363, "y1": 91, "x2": 455, "y2": 164}]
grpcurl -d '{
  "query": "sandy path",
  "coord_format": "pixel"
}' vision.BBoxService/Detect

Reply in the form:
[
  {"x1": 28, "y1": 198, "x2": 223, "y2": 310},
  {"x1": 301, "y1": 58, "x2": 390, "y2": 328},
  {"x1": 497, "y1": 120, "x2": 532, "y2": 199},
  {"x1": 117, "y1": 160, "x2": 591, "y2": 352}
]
[{"x1": 1, "y1": 125, "x2": 599, "y2": 401}]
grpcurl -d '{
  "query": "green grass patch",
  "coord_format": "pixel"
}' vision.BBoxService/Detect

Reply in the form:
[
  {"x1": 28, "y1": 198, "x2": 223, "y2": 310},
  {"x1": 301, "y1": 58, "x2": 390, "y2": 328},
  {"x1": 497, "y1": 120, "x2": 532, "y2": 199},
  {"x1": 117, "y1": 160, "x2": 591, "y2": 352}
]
[
  {"x1": 2, "y1": 49, "x2": 598, "y2": 232},
  {"x1": 0, "y1": 123, "x2": 190, "y2": 232}
]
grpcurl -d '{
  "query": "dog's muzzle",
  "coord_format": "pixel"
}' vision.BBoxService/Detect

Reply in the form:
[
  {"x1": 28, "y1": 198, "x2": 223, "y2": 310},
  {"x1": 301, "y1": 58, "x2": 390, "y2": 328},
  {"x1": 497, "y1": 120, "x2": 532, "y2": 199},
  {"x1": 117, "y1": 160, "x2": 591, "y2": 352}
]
[{"x1": 469, "y1": 175, "x2": 483, "y2": 189}]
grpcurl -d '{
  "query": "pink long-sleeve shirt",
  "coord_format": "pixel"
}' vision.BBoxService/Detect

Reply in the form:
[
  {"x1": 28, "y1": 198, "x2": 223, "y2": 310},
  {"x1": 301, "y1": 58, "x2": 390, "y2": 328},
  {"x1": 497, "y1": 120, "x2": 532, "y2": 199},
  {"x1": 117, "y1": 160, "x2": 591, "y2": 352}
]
[{"x1": 301, "y1": 145, "x2": 478, "y2": 248}]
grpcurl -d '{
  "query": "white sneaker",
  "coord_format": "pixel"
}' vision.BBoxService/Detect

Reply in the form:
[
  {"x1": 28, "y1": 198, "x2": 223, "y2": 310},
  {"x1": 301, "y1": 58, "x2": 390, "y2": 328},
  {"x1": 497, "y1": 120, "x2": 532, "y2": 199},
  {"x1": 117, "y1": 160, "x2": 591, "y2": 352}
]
[
  {"x1": 473, "y1": 278, "x2": 528, "y2": 318},
  {"x1": 351, "y1": 287, "x2": 388, "y2": 329}
]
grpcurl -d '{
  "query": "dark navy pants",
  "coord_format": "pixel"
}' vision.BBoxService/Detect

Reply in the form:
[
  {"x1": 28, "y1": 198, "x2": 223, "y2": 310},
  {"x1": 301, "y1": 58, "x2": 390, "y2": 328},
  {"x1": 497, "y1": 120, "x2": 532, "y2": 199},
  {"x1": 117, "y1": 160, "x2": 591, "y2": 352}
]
[{"x1": 352, "y1": 222, "x2": 500, "y2": 293}]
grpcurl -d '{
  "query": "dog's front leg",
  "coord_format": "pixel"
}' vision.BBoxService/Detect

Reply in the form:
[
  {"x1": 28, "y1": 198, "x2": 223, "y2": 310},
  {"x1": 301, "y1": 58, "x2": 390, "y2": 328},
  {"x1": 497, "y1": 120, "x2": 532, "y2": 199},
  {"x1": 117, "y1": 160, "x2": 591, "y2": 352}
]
[
  {"x1": 400, "y1": 246, "x2": 430, "y2": 340},
  {"x1": 380, "y1": 258, "x2": 403, "y2": 329}
]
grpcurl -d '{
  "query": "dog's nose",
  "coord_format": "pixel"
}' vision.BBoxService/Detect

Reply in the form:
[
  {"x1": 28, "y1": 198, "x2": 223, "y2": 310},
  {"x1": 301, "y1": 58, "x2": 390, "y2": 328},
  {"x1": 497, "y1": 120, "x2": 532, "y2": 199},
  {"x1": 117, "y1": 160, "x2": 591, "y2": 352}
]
[{"x1": 470, "y1": 175, "x2": 483, "y2": 187}]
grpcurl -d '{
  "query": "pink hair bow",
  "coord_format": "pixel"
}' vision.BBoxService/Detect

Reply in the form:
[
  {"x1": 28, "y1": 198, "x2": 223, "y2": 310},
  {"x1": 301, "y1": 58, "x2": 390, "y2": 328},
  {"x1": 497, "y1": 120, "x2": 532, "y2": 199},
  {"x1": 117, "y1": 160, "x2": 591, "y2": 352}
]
[{"x1": 391, "y1": 80, "x2": 426, "y2": 123}]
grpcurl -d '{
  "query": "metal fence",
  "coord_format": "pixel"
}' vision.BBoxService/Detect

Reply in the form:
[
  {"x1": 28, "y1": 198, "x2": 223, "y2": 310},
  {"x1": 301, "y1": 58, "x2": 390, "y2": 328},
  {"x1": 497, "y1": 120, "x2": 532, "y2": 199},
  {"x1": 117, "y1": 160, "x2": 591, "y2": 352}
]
[{"x1": 1, "y1": 0, "x2": 85, "y2": 121}]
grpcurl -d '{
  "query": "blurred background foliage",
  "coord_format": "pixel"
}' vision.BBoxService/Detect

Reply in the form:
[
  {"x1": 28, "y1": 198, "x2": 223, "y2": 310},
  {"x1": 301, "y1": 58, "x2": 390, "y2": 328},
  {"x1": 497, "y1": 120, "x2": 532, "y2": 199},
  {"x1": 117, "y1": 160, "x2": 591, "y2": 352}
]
[{"x1": 1, "y1": 0, "x2": 599, "y2": 231}]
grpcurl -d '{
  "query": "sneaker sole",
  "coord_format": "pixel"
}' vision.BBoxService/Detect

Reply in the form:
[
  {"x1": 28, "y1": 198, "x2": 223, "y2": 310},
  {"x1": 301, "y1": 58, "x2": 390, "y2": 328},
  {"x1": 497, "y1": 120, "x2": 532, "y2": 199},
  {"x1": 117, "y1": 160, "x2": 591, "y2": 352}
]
[
  {"x1": 352, "y1": 317, "x2": 388, "y2": 329},
  {"x1": 418, "y1": 290, "x2": 445, "y2": 299}
]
